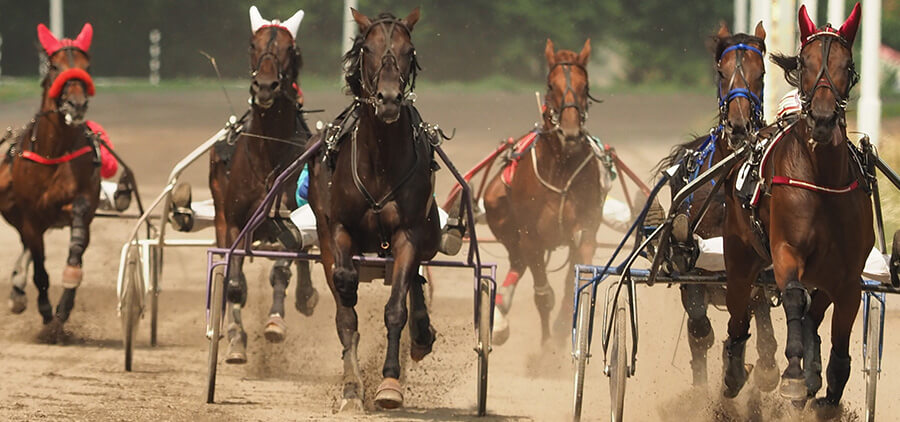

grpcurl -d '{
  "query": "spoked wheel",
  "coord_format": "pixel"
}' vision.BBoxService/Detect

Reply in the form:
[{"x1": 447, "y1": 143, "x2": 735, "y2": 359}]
[
  {"x1": 608, "y1": 299, "x2": 628, "y2": 422},
  {"x1": 572, "y1": 289, "x2": 593, "y2": 422},
  {"x1": 205, "y1": 267, "x2": 225, "y2": 403},
  {"x1": 865, "y1": 295, "x2": 882, "y2": 422},
  {"x1": 121, "y1": 246, "x2": 143, "y2": 372},
  {"x1": 476, "y1": 277, "x2": 492, "y2": 416}
]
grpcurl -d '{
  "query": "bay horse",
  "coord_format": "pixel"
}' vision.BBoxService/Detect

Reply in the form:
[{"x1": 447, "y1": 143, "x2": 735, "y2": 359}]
[
  {"x1": 0, "y1": 23, "x2": 99, "y2": 340},
  {"x1": 209, "y1": 6, "x2": 317, "y2": 364},
  {"x1": 655, "y1": 22, "x2": 780, "y2": 389},
  {"x1": 307, "y1": 8, "x2": 439, "y2": 410},
  {"x1": 483, "y1": 39, "x2": 610, "y2": 345},
  {"x1": 721, "y1": 4, "x2": 871, "y2": 416}
]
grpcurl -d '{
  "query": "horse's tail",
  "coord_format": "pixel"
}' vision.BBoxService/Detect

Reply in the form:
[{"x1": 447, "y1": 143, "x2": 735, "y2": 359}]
[{"x1": 652, "y1": 134, "x2": 709, "y2": 179}]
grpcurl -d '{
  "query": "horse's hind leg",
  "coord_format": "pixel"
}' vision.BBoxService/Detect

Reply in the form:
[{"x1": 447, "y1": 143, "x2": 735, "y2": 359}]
[
  {"x1": 409, "y1": 269, "x2": 436, "y2": 361},
  {"x1": 752, "y1": 288, "x2": 781, "y2": 392},
  {"x1": 294, "y1": 252, "x2": 319, "y2": 316},
  {"x1": 681, "y1": 285, "x2": 713, "y2": 387},
  {"x1": 812, "y1": 284, "x2": 859, "y2": 418},
  {"x1": 264, "y1": 258, "x2": 291, "y2": 343},
  {"x1": 56, "y1": 196, "x2": 91, "y2": 326},
  {"x1": 8, "y1": 248, "x2": 31, "y2": 314}
]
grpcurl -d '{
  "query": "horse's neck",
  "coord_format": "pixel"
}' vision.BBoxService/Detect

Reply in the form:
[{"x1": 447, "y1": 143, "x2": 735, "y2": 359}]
[
  {"x1": 356, "y1": 105, "x2": 415, "y2": 180},
  {"x1": 248, "y1": 98, "x2": 296, "y2": 161},
  {"x1": 535, "y1": 133, "x2": 590, "y2": 181},
  {"x1": 31, "y1": 99, "x2": 82, "y2": 156}
]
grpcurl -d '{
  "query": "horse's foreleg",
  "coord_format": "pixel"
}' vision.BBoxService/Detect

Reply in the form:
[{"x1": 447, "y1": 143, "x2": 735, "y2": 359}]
[
  {"x1": 375, "y1": 230, "x2": 416, "y2": 409},
  {"x1": 21, "y1": 223, "x2": 52, "y2": 325},
  {"x1": 264, "y1": 258, "x2": 291, "y2": 343},
  {"x1": 294, "y1": 250, "x2": 319, "y2": 316},
  {"x1": 772, "y1": 242, "x2": 810, "y2": 400},
  {"x1": 56, "y1": 196, "x2": 90, "y2": 324},
  {"x1": 554, "y1": 230, "x2": 597, "y2": 339},
  {"x1": 801, "y1": 290, "x2": 830, "y2": 398},
  {"x1": 722, "y1": 239, "x2": 760, "y2": 398},
  {"x1": 813, "y1": 284, "x2": 859, "y2": 416},
  {"x1": 751, "y1": 288, "x2": 781, "y2": 392},
  {"x1": 408, "y1": 268, "x2": 436, "y2": 362},
  {"x1": 224, "y1": 252, "x2": 248, "y2": 364},
  {"x1": 324, "y1": 224, "x2": 363, "y2": 410},
  {"x1": 525, "y1": 243, "x2": 553, "y2": 343},
  {"x1": 681, "y1": 285, "x2": 712, "y2": 386}
]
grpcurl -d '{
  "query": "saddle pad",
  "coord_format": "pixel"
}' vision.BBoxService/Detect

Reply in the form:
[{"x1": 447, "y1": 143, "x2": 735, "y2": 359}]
[{"x1": 501, "y1": 131, "x2": 539, "y2": 185}]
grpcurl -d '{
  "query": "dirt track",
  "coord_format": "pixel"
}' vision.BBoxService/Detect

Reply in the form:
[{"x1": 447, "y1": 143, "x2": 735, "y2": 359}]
[{"x1": 0, "y1": 86, "x2": 898, "y2": 421}]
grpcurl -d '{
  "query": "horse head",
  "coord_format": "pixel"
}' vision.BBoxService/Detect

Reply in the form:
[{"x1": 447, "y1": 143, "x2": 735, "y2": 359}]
[
  {"x1": 38, "y1": 23, "x2": 94, "y2": 126},
  {"x1": 713, "y1": 22, "x2": 766, "y2": 147},
  {"x1": 542, "y1": 39, "x2": 593, "y2": 146},
  {"x1": 248, "y1": 6, "x2": 303, "y2": 109},
  {"x1": 349, "y1": 8, "x2": 420, "y2": 124}
]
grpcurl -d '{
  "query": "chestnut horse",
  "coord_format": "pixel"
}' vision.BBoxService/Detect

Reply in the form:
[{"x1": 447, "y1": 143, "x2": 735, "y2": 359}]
[
  {"x1": 0, "y1": 23, "x2": 99, "y2": 340},
  {"x1": 721, "y1": 4, "x2": 871, "y2": 415},
  {"x1": 656, "y1": 22, "x2": 780, "y2": 388},
  {"x1": 209, "y1": 7, "x2": 316, "y2": 364},
  {"x1": 308, "y1": 8, "x2": 439, "y2": 410},
  {"x1": 483, "y1": 39, "x2": 610, "y2": 345}
]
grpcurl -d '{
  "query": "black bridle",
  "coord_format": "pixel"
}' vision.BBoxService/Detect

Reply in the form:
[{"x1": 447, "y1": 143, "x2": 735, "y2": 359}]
[
  {"x1": 797, "y1": 30, "x2": 859, "y2": 117},
  {"x1": 357, "y1": 18, "x2": 419, "y2": 105},
  {"x1": 543, "y1": 61, "x2": 599, "y2": 135},
  {"x1": 249, "y1": 26, "x2": 296, "y2": 102}
]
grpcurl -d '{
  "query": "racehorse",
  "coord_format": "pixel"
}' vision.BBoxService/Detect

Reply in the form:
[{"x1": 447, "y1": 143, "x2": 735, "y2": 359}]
[
  {"x1": 721, "y1": 4, "x2": 871, "y2": 416},
  {"x1": 483, "y1": 39, "x2": 611, "y2": 345},
  {"x1": 307, "y1": 8, "x2": 440, "y2": 410},
  {"x1": 655, "y1": 22, "x2": 780, "y2": 388},
  {"x1": 209, "y1": 6, "x2": 317, "y2": 364},
  {"x1": 0, "y1": 23, "x2": 100, "y2": 341}
]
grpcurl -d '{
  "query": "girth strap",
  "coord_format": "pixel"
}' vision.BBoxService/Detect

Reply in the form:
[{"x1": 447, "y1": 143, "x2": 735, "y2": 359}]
[{"x1": 530, "y1": 145, "x2": 594, "y2": 230}]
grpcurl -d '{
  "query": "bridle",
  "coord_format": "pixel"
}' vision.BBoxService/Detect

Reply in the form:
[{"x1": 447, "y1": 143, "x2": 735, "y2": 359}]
[
  {"x1": 797, "y1": 29, "x2": 859, "y2": 120},
  {"x1": 250, "y1": 26, "x2": 296, "y2": 103},
  {"x1": 716, "y1": 42, "x2": 765, "y2": 132},
  {"x1": 357, "y1": 18, "x2": 419, "y2": 106},
  {"x1": 543, "y1": 61, "x2": 599, "y2": 136}
]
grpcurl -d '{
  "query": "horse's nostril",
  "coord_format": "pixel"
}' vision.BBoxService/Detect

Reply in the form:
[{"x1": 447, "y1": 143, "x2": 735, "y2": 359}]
[
  {"x1": 395, "y1": 93, "x2": 403, "y2": 103},
  {"x1": 270, "y1": 81, "x2": 279, "y2": 91},
  {"x1": 376, "y1": 93, "x2": 385, "y2": 103}
]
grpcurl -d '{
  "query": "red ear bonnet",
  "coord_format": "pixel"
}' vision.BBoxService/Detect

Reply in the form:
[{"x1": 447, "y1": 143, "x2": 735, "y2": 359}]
[
  {"x1": 838, "y1": 3, "x2": 861, "y2": 45},
  {"x1": 798, "y1": 5, "x2": 817, "y2": 45},
  {"x1": 37, "y1": 22, "x2": 93, "y2": 56}
]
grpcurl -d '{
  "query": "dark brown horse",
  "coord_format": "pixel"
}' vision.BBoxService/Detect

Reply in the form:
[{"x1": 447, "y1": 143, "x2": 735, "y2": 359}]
[
  {"x1": 656, "y1": 22, "x2": 779, "y2": 389},
  {"x1": 308, "y1": 8, "x2": 439, "y2": 410},
  {"x1": 0, "y1": 23, "x2": 99, "y2": 340},
  {"x1": 721, "y1": 4, "x2": 870, "y2": 415},
  {"x1": 209, "y1": 7, "x2": 316, "y2": 364},
  {"x1": 483, "y1": 39, "x2": 610, "y2": 345}
]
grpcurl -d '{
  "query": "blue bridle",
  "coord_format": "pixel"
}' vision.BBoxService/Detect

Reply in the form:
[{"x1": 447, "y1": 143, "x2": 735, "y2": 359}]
[{"x1": 716, "y1": 43, "x2": 765, "y2": 128}]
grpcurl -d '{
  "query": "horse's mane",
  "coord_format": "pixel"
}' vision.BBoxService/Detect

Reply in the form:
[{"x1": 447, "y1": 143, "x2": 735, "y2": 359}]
[
  {"x1": 343, "y1": 12, "x2": 419, "y2": 97},
  {"x1": 771, "y1": 53, "x2": 800, "y2": 88},
  {"x1": 653, "y1": 134, "x2": 709, "y2": 177}
]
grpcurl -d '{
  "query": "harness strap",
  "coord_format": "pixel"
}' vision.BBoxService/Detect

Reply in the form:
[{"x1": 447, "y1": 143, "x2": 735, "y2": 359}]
[
  {"x1": 530, "y1": 144, "x2": 595, "y2": 230},
  {"x1": 21, "y1": 146, "x2": 92, "y2": 165},
  {"x1": 771, "y1": 176, "x2": 859, "y2": 194}
]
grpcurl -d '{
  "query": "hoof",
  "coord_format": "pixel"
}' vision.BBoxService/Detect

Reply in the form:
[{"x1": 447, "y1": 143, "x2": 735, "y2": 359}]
[
  {"x1": 169, "y1": 182, "x2": 194, "y2": 232},
  {"x1": 672, "y1": 212, "x2": 690, "y2": 242},
  {"x1": 263, "y1": 314, "x2": 287, "y2": 343},
  {"x1": 410, "y1": 325, "x2": 437, "y2": 362},
  {"x1": 723, "y1": 364, "x2": 753, "y2": 399},
  {"x1": 295, "y1": 288, "x2": 319, "y2": 317},
  {"x1": 8, "y1": 287, "x2": 26, "y2": 314},
  {"x1": 339, "y1": 398, "x2": 364, "y2": 413},
  {"x1": 225, "y1": 334, "x2": 247, "y2": 364},
  {"x1": 811, "y1": 397, "x2": 842, "y2": 420},
  {"x1": 492, "y1": 308, "x2": 510, "y2": 346},
  {"x1": 439, "y1": 227, "x2": 463, "y2": 256},
  {"x1": 779, "y1": 376, "x2": 808, "y2": 400},
  {"x1": 374, "y1": 377, "x2": 404, "y2": 409},
  {"x1": 753, "y1": 361, "x2": 780, "y2": 392},
  {"x1": 37, "y1": 317, "x2": 65, "y2": 344}
]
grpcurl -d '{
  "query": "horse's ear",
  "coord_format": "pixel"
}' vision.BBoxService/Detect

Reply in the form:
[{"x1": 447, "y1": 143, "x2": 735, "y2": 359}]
[
  {"x1": 403, "y1": 7, "x2": 420, "y2": 31},
  {"x1": 73, "y1": 23, "x2": 93, "y2": 52},
  {"x1": 350, "y1": 8, "x2": 371, "y2": 33},
  {"x1": 577, "y1": 38, "x2": 591, "y2": 66},
  {"x1": 798, "y1": 4, "x2": 817, "y2": 44},
  {"x1": 544, "y1": 38, "x2": 556, "y2": 68},
  {"x1": 838, "y1": 2, "x2": 861, "y2": 45},
  {"x1": 754, "y1": 21, "x2": 766, "y2": 40},
  {"x1": 716, "y1": 21, "x2": 731, "y2": 40},
  {"x1": 249, "y1": 6, "x2": 269, "y2": 34},
  {"x1": 37, "y1": 23, "x2": 61, "y2": 55}
]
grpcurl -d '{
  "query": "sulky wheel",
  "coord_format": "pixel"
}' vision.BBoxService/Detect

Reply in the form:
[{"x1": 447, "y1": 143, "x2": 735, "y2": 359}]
[
  {"x1": 205, "y1": 266, "x2": 225, "y2": 404},
  {"x1": 608, "y1": 298, "x2": 627, "y2": 422},
  {"x1": 121, "y1": 245, "x2": 143, "y2": 372},
  {"x1": 865, "y1": 295, "x2": 882, "y2": 422},
  {"x1": 476, "y1": 277, "x2": 492, "y2": 416},
  {"x1": 572, "y1": 289, "x2": 593, "y2": 421},
  {"x1": 149, "y1": 245, "x2": 162, "y2": 347}
]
